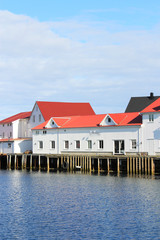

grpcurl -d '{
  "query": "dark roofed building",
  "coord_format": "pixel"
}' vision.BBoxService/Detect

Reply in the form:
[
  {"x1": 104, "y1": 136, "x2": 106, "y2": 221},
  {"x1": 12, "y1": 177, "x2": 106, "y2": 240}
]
[{"x1": 125, "y1": 92, "x2": 160, "y2": 113}]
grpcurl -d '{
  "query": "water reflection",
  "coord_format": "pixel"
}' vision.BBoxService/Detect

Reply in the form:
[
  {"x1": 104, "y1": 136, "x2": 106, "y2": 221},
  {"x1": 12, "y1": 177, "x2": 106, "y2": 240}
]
[{"x1": 0, "y1": 171, "x2": 160, "y2": 240}]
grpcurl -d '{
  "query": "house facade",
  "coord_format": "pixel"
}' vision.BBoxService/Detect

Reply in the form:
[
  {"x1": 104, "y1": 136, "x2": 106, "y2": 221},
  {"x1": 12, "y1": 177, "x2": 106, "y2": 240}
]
[
  {"x1": 0, "y1": 101, "x2": 95, "y2": 153},
  {"x1": 32, "y1": 113, "x2": 142, "y2": 155},
  {"x1": 0, "y1": 112, "x2": 32, "y2": 154},
  {"x1": 1, "y1": 95, "x2": 160, "y2": 156}
]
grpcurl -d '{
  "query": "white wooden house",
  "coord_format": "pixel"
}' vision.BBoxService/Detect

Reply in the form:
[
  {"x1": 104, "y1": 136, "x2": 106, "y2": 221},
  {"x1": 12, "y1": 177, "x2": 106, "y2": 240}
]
[
  {"x1": 0, "y1": 112, "x2": 32, "y2": 154},
  {"x1": 32, "y1": 112, "x2": 142, "y2": 155},
  {"x1": 0, "y1": 101, "x2": 95, "y2": 154},
  {"x1": 32, "y1": 97, "x2": 160, "y2": 156}
]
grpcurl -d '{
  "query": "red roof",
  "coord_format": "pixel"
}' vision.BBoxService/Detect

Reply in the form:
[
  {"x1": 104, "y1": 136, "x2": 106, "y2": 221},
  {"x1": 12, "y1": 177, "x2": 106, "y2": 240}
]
[
  {"x1": 32, "y1": 112, "x2": 141, "y2": 130},
  {"x1": 109, "y1": 112, "x2": 142, "y2": 125},
  {"x1": 141, "y1": 97, "x2": 160, "y2": 113},
  {"x1": 0, "y1": 112, "x2": 32, "y2": 124},
  {"x1": 36, "y1": 101, "x2": 95, "y2": 121},
  {"x1": 0, "y1": 138, "x2": 32, "y2": 142}
]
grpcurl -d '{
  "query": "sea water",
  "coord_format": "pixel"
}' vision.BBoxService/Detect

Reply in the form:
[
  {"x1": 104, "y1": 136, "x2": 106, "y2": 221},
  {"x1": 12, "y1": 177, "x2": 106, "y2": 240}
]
[{"x1": 0, "y1": 171, "x2": 160, "y2": 240}]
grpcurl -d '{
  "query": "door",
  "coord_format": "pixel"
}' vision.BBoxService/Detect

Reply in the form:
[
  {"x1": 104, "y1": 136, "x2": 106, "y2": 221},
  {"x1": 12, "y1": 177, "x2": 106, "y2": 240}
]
[{"x1": 114, "y1": 140, "x2": 125, "y2": 154}]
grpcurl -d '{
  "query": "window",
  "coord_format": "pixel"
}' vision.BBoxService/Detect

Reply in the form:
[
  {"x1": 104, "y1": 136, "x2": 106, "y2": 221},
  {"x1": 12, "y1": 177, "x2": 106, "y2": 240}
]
[
  {"x1": 10, "y1": 132, "x2": 12, "y2": 138},
  {"x1": 64, "y1": 140, "x2": 69, "y2": 149},
  {"x1": 43, "y1": 130, "x2": 47, "y2": 134},
  {"x1": 39, "y1": 114, "x2": 41, "y2": 122},
  {"x1": 36, "y1": 130, "x2": 39, "y2": 134},
  {"x1": 88, "y1": 140, "x2": 92, "y2": 149},
  {"x1": 75, "y1": 140, "x2": 80, "y2": 149},
  {"x1": 2, "y1": 124, "x2": 4, "y2": 127},
  {"x1": 39, "y1": 141, "x2": 43, "y2": 149},
  {"x1": 131, "y1": 139, "x2": 136, "y2": 149},
  {"x1": 114, "y1": 140, "x2": 125, "y2": 154},
  {"x1": 33, "y1": 115, "x2": 35, "y2": 122},
  {"x1": 149, "y1": 114, "x2": 154, "y2": 122},
  {"x1": 8, "y1": 143, "x2": 11, "y2": 148},
  {"x1": 50, "y1": 141, "x2": 55, "y2": 149},
  {"x1": 3, "y1": 132, "x2": 5, "y2": 138},
  {"x1": 99, "y1": 140, "x2": 104, "y2": 149},
  {"x1": 108, "y1": 117, "x2": 111, "y2": 123}
]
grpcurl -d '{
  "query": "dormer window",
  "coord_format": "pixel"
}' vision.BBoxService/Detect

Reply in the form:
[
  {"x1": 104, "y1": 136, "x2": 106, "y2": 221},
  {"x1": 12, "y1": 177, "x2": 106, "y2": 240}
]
[{"x1": 108, "y1": 117, "x2": 111, "y2": 123}]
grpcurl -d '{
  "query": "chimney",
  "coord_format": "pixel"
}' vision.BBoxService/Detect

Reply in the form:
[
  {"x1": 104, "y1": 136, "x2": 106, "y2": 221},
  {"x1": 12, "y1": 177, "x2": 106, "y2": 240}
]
[{"x1": 150, "y1": 92, "x2": 154, "y2": 99}]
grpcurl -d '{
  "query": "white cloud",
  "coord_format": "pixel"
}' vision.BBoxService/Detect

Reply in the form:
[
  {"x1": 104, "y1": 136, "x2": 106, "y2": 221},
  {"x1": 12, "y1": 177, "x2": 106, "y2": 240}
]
[{"x1": 0, "y1": 10, "x2": 160, "y2": 118}]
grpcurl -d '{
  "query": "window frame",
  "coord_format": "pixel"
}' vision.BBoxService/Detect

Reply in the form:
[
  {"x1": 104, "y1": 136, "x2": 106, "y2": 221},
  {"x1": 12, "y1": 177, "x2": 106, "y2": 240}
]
[
  {"x1": 75, "y1": 140, "x2": 80, "y2": 149},
  {"x1": 50, "y1": 140, "x2": 55, "y2": 149},
  {"x1": 88, "y1": 140, "x2": 92, "y2": 149},
  {"x1": 98, "y1": 140, "x2": 104, "y2": 149},
  {"x1": 38, "y1": 141, "x2": 43, "y2": 149}
]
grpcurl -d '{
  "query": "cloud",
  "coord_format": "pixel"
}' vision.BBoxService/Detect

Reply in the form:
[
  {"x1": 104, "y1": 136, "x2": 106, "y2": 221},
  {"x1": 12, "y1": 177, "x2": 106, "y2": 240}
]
[{"x1": 0, "y1": 10, "x2": 160, "y2": 118}]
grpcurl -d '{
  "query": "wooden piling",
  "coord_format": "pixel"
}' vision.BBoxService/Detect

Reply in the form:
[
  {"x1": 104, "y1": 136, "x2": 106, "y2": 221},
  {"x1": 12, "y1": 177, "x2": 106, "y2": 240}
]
[{"x1": 151, "y1": 158, "x2": 155, "y2": 175}]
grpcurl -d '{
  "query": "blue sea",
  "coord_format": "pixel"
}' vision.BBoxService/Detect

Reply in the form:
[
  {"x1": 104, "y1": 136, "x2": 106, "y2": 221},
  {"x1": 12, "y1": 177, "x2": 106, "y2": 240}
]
[{"x1": 0, "y1": 171, "x2": 160, "y2": 240}]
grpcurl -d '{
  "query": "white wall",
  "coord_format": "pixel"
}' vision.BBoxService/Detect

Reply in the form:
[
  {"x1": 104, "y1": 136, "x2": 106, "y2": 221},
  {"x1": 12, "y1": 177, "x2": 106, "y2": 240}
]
[
  {"x1": 28, "y1": 103, "x2": 45, "y2": 137},
  {"x1": 0, "y1": 123, "x2": 13, "y2": 139},
  {"x1": 14, "y1": 139, "x2": 32, "y2": 153},
  {"x1": 32, "y1": 126, "x2": 140, "y2": 155},
  {"x1": 142, "y1": 112, "x2": 160, "y2": 155}
]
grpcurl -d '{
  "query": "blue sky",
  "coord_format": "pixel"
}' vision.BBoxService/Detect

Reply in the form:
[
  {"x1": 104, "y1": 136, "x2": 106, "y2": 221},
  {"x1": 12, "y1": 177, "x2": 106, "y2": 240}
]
[{"x1": 0, "y1": 0, "x2": 160, "y2": 118}]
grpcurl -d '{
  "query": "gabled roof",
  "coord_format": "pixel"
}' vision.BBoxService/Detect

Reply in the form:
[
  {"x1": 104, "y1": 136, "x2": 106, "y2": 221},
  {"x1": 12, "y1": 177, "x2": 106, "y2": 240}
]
[
  {"x1": 32, "y1": 112, "x2": 141, "y2": 130},
  {"x1": 0, "y1": 112, "x2": 32, "y2": 124},
  {"x1": 141, "y1": 97, "x2": 160, "y2": 113},
  {"x1": 32, "y1": 114, "x2": 106, "y2": 130},
  {"x1": 36, "y1": 101, "x2": 95, "y2": 121},
  {"x1": 125, "y1": 93, "x2": 160, "y2": 113},
  {"x1": 109, "y1": 112, "x2": 142, "y2": 125}
]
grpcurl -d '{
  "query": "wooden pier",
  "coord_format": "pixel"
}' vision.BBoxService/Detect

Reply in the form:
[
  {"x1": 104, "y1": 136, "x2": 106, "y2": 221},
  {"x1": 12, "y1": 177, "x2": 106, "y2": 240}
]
[{"x1": 0, "y1": 154, "x2": 160, "y2": 175}]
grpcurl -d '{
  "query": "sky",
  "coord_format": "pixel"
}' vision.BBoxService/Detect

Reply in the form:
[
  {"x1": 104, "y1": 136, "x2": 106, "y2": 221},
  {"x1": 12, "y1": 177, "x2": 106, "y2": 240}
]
[{"x1": 0, "y1": 0, "x2": 160, "y2": 119}]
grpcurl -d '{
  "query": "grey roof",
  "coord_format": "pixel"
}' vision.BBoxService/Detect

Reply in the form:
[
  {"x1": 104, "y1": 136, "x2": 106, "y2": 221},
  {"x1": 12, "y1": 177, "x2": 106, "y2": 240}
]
[{"x1": 125, "y1": 93, "x2": 160, "y2": 113}]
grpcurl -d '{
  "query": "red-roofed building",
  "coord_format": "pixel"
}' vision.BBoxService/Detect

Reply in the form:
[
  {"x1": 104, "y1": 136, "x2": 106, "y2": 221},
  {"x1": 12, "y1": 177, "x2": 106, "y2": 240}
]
[
  {"x1": 28, "y1": 101, "x2": 95, "y2": 137},
  {"x1": 32, "y1": 112, "x2": 142, "y2": 155},
  {"x1": 0, "y1": 112, "x2": 32, "y2": 154}
]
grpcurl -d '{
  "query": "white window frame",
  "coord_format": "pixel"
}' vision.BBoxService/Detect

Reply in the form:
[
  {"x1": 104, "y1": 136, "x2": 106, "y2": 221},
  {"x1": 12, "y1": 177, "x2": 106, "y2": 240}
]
[
  {"x1": 75, "y1": 140, "x2": 80, "y2": 149},
  {"x1": 131, "y1": 139, "x2": 137, "y2": 150},
  {"x1": 98, "y1": 140, "x2": 104, "y2": 149},
  {"x1": 8, "y1": 143, "x2": 11, "y2": 148},
  {"x1": 38, "y1": 141, "x2": 43, "y2": 149},
  {"x1": 88, "y1": 140, "x2": 92, "y2": 149},
  {"x1": 64, "y1": 140, "x2": 69, "y2": 149},
  {"x1": 50, "y1": 140, "x2": 55, "y2": 149},
  {"x1": 149, "y1": 114, "x2": 154, "y2": 122}
]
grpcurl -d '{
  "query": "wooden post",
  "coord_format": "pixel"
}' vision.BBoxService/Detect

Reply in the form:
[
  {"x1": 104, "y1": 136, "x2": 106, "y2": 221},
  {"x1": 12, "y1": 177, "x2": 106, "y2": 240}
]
[
  {"x1": 30, "y1": 155, "x2": 32, "y2": 170},
  {"x1": 141, "y1": 157, "x2": 144, "y2": 174},
  {"x1": 132, "y1": 158, "x2": 135, "y2": 174},
  {"x1": 47, "y1": 156, "x2": 49, "y2": 172},
  {"x1": 89, "y1": 157, "x2": 92, "y2": 173},
  {"x1": 117, "y1": 158, "x2": 120, "y2": 174},
  {"x1": 127, "y1": 157, "x2": 129, "y2": 174},
  {"x1": 130, "y1": 157, "x2": 132, "y2": 174},
  {"x1": 98, "y1": 158, "x2": 100, "y2": 173},
  {"x1": 151, "y1": 158, "x2": 155, "y2": 175},
  {"x1": 136, "y1": 158, "x2": 139, "y2": 175},
  {"x1": 148, "y1": 158, "x2": 151, "y2": 175},
  {"x1": 145, "y1": 157, "x2": 148, "y2": 174},
  {"x1": 107, "y1": 158, "x2": 110, "y2": 173},
  {"x1": 139, "y1": 157, "x2": 141, "y2": 174},
  {"x1": 57, "y1": 157, "x2": 59, "y2": 170}
]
